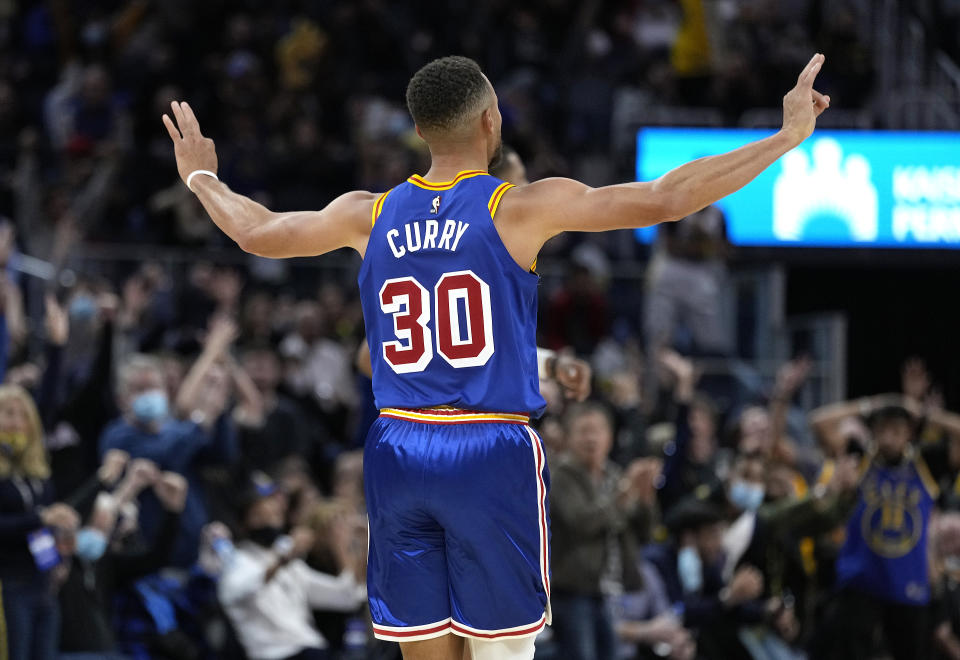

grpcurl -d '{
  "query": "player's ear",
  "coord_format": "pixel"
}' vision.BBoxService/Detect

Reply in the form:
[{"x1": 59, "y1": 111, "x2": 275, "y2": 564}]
[
  {"x1": 415, "y1": 125, "x2": 424, "y2": 140},
  {"x1": 481, "y1": 108, "x2": 494, "y2": 135}
]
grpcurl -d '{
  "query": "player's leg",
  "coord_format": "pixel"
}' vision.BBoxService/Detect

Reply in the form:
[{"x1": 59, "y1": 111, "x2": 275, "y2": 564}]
[
  {"x1": 429, "y1": 423, "x2": 550, "y2": 649},
  {"x1": 399, "y1": 634, "x2": 465, "y2": 660},
  {"x1": 466, "y1": 637, "x2": 537, "y2": 660}
]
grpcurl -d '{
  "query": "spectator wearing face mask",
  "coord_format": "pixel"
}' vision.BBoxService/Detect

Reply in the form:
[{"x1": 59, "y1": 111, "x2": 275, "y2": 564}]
[
  {"x1": 218, "y1": 473, "x2": 366, "y2": 660},
  {"x1": 0, "y1": 385, "x2": 80, "y2": 660},
  {"x1": 645, "y1": 499, "x2": 769, "y2": 660},
  {"x1": 57, "y1": 459, "x2": 188, "y2": 658},
  {"x1": 726, "y1": 451, "x2": 861, "y2": 651},
  {"x1": 98, "y1": 322, "x2": 238, "y2": 567}
]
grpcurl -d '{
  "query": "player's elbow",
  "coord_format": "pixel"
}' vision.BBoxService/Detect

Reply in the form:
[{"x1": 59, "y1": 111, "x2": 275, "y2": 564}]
[{"x1": 234, "y1": 226, "x2": 277, "y2": 257}]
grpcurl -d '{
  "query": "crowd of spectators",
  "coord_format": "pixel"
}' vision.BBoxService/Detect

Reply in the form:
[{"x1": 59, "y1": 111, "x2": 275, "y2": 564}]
[{"x1": 1, "y1": 1, "x2": 960, "y2": 660}]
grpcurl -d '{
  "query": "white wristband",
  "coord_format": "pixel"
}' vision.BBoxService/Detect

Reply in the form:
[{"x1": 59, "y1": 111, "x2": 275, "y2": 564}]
[{"x1": 186, "y1": 169, "x2": 218, "y2": 192}]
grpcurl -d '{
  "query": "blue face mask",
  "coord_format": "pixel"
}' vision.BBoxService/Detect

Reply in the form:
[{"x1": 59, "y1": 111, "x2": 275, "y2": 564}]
[
  {"x1": 730, "y1": 480, "x2": 765, "y2": 512},
  {"x1": 132, "y1": 389, "x2": 168, "y2": 424},
  {"x1": 677, "y1": 545, "x2": 703, "y2": 593},
  {"x1": 68, "y1": 295, "x2": 97, "y2": 322},
  {"x1": 75, "y1": 528, "x2": 108, "y2": 562}
]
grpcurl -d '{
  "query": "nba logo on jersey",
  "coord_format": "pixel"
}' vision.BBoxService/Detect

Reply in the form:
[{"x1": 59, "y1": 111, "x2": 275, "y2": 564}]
[{"x1": 431, "y1": 195, "x2": 441, "y2": 214}]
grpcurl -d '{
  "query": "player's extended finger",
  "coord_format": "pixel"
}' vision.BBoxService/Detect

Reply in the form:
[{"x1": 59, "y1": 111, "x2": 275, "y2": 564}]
[
  {"x1": 170, "y1": 101, "x2": 187, "y2": 130},
  {"x1": 162, "y1": 114, "x2": 181, "y2": 141},
  {"x1": 180, "y1": 101, "x2": 203, "y2": 137},
  {"x1": 798, "y1": 53, "x2": 825, "y2": 86}
]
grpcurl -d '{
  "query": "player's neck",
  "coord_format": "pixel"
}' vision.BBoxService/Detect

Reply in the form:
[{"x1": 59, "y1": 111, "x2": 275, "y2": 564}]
[{"x1": 423, "y1": 147, "x2": 489, "y2": 182}]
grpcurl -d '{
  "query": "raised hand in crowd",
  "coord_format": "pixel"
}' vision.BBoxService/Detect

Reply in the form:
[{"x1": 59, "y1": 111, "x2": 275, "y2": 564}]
[
  {"x1": 227, "y1": 354, "x2": 265, "y2": 428},
  {"x1": 97, "y1": 448, "x2": 130, "y2": 487},
  {"x1": 44, "y1": 293, "x2": 70, "y2": 347},
  {"x1": 618, "y1": 457, "x2": 663, "y2": 507},
  {"x1": 118, "y1": 272, "x2": 152, "y2": 329},
  {"x1": 659, "y1": 348, "x2": 698, "y2": 403},
  {"x1": 553, "y1": 350, "x2": 592, "y2": 402},
  {"x1": 767, "y1": 597, "x2": 801, "y2": 642},
  {"x1": 0, "y1": 220, "x2": 15, "y2": 267},
  {"x1": 827, "y1": 452, "x2": 863, "y2": 495},
  {"x1": 113, "y1": 457, "x2": 160, "y2": 505},
  {"x1": 175, "y1": 315, "x2": 239, "y2": 426},
  {"x1": 289, "y1": 525, "x2": 317, "y2": 560},
  {"x1": 773, "y1": 355, "x2": 812, "y2": 402},
  {"x1": 721, "y1": 565, "x2": 764, "y2": 608},
  {"x1": 153, "y1": 471, "x2": 189, "y2": 513},
  {"x1": 40, "y1": 502, "x2": 80, "y2": 530},
  {"x1": 97, "y1": 290, "x2": 120, "y2": 324},
  {"x1": 198, "y1": 521, "x2": 234, "y2": 576}
]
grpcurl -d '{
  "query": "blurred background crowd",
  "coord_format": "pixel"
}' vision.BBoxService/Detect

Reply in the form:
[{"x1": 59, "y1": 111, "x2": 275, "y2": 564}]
[{"x1": 2, "y1": 0, "x2": 960, "y2": 659}]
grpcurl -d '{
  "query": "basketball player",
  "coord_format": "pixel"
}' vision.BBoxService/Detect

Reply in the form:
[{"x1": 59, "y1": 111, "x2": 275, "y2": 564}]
[
  {"x1": 162, "y1": 53, "x2": 829, "y2": 660},
  {"x1": 354, "y1": 143, "x2": 592, "y2": 401}
]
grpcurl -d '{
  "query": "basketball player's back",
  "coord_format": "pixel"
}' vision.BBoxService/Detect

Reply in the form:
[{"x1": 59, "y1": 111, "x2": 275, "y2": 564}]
[
  {"x1": 360, "y1": 169, "x2": 545, "y2": 417},
  {"x1": 359, "y1": 169, "x2": 552, "y2": 646}
]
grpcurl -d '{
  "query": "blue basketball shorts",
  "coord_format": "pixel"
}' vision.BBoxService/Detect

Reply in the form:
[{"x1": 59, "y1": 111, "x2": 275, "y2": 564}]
[{"x1": 364, "y1": 407, "x2": 551, "y2": 642}]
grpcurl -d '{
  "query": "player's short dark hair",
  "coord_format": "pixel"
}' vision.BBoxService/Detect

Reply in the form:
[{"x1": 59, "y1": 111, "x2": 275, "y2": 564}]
[{"x1": 406, "y1": 56, "x2": 491, "y2": 134}]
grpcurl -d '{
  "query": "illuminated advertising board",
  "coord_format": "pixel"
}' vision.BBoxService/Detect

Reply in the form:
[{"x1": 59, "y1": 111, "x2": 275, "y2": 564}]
[{"x1": 635, "y1": 128, "x2": 960, "y2": 248}]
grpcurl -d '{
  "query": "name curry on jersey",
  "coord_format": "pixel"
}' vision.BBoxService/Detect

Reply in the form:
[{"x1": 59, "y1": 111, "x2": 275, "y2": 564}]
[{"x1": 386, "y1": 218, "x2": 470, "y2": 258}]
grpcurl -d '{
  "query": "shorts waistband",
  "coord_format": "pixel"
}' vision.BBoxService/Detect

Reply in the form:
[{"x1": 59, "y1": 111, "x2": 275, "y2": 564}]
[{"x1": 379, "y1": 407, "x2": 530, "y2": 425}]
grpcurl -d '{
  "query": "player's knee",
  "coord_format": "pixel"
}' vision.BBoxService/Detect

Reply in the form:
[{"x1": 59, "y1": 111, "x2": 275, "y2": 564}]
[{"x1": 466, "y1": 635, "x2": 536, "y2": 660}]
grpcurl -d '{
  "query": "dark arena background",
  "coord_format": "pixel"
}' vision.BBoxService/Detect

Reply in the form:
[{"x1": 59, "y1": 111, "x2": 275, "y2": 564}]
[{"x1": 1, "y1": 1, "x2": 960, "y2": 659}]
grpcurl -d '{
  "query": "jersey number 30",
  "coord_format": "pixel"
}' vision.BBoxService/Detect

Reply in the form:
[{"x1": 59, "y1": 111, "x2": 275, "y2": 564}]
[{"x1": 379, "y1": 270, "x2": 494, "y2": 373}]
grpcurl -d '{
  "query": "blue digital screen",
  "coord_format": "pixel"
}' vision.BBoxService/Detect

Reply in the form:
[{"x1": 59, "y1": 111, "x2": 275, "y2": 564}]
[{"x1": 635, "y1": 128, "x2": 960, "y2": 248}]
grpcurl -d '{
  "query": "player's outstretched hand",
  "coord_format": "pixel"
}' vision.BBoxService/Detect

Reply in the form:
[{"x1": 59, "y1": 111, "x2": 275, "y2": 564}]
[
  {"x1": 781, "y1": 53, "x2": 830, "y2": 146},
  {"x1": 162, "y1": 101, "x2": 218, "y2": 188}
]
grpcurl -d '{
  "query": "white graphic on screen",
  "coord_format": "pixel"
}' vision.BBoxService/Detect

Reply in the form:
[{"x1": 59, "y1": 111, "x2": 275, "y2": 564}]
[{"x1": 772, "y1": 138, "x2": 878, "y2": 242}]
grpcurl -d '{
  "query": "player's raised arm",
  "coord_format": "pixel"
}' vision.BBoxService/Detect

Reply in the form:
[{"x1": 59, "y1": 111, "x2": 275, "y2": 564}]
[
  {"x1": 162, "y1": 101, "x2": 374, "y2": 258},
  {"x1": 505, "y1": 53, "x2": 829, "y2": 243}
]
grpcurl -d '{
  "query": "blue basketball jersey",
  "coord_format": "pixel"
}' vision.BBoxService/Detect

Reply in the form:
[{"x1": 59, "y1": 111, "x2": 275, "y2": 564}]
[
  {"x1": 358, "y1": 170, "x2": 546, "y2": 417},
  {"x1": 835, "y1": 450, "x2": 938, "y2": 605}
]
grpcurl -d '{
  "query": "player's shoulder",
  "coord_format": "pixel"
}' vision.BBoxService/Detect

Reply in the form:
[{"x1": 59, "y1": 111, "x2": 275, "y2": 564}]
[
  {"x1": 498, "y1": 177, "x2": 591, "y2": 217},
  {"x1": 331, "y1": 189, "x2": 381, "y2": 211},
  {"x1": 504, "y1": 177, "x2": 591, "y2": 204},
  {"x1": 325, "y1": 189, "x2": 382, "y2": 227}
]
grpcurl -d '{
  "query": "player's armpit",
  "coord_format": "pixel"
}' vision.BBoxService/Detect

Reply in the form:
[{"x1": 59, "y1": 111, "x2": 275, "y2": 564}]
[{"x1": 236, "y1": 190, "x2": 378, "y2": 258}]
